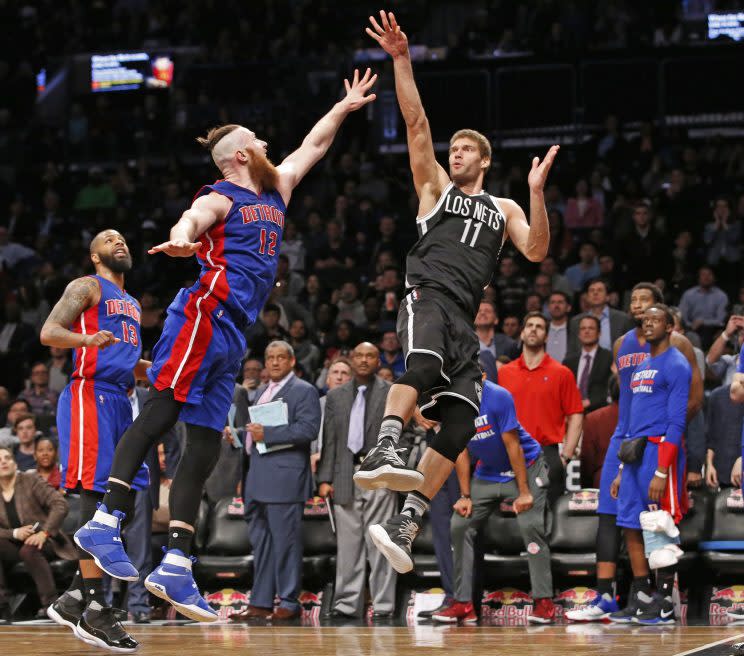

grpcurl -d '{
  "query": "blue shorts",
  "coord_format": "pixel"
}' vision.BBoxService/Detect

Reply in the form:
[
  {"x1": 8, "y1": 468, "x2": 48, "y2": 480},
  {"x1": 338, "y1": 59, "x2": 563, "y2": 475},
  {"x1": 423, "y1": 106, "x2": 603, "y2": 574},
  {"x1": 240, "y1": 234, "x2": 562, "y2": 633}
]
[
  {"x1": 616, "y1": 440, "x2": 686, "y2": 530},
  {"x1": 149, "y1": 288, "x2": 246, "y2": 432},
  {"x1": 597, "y1": 434, "x2": 623, "y2": 516},
  {"x1": 57, "y1": 381, "x2": 149, "y2": 493}
]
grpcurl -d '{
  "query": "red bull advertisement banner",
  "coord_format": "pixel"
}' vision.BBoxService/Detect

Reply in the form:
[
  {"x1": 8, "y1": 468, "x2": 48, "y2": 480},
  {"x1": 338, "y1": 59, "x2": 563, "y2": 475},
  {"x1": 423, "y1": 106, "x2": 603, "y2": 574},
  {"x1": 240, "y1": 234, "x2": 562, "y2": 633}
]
[
  {"x1": 552, "y1": 587, "x2": 598, "y2": 617},
  {"x1": 406, "y1": 588, "x2": 447, "y2": 625},
  {"x1": 298, "y1": 589, "x2": 325, "y2": 624},
  {"x1": 568, "y1": 489, "x2": 599, "y2": 513},
  {"x1": 481, "y1": 588, "x2": 533, "y2": 624},
  {"x1": 709, "y1": 584, "x2": 744, "y2": 620},
  {"x1": 726, "y1": 489, "x2": 744, "y2": 511},
  {"x1": 204, "y1": 588, "x2": 251, "y2": 620},
  {"x1": 304, "y1": 496, "x2": 330, "y2": 517}
]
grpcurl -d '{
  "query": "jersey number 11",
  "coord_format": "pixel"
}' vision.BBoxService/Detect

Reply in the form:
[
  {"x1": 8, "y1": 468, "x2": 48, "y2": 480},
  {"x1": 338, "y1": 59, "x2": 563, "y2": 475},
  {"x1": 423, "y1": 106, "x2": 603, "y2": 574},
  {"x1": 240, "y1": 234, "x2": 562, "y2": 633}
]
[{"x1": 460, "y1": 219, "x2": 482, "y2": 248}]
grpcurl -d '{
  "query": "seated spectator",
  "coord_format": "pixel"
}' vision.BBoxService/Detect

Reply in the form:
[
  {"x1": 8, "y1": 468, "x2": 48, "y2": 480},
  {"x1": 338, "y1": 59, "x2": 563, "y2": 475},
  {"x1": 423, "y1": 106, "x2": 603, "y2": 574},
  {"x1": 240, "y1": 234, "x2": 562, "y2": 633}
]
[
  {"x1": 0, "y1": 399, "x2": 31, "y2": 449},
  {"x1": 705, "y1": 384, "x2": 744, "y2": 489},
  {"x1": 34, "y1": 437, "x2": 60, "y2": 489},
  {"x1": 546, "y1": 291, "x2": 572, "y2": 363},
  {"x1": 564, "y1": 242, "x2": 600, "y2": 293},
  {"x1": 501, "y1": 315, "x2": 522, "y2": 341},
  {"x1": 568, "y1": 279, "x2": 633, "y2": 355},
  {"x1": 705, "y1": 315, "x2": 744, "y2": 386},
  {"x1": 0, "y1": 301, "x2": 36, "y2": 396},
  {"x1": 564, "y1": 178, "x2": 603, "y2": 231},
  {"x1": 0, "y1": 446, "x2": 74, "y2": 618},
  {"x1": 619, "y1": 201, "x2": 672, "y2": 288},
  {"x1": 18, "y1": 363, "x2": 58, "y2": 421},
  {"x1": 46, "y1": 347, "x2": 71, "y2": 395},
  {"x1": 564, "y1": 315, "x2": 613, "y2": 413},
  {"x1": 377, "y1": 366, "x2": 394, "y2": 383},
  {"x1": 244, "y1": 304, "x2": 289, "y2": 359},
  {"x1": 241, "y1": 358, "x2": 264, "y2": 404},
  {"x1": 13, "y1": 414, "x2": 38, "y2": 472},
  {"x1": 275, "y1": 254, "x2": 305, "y2": 299},
  {"x1": 335, "y1": 281, "x2": 366, "y2": 327},
  {"x1": 280, "y1": 221, "x2": 306, "y2": 273},
  {"x1": 0, "y1": 227, "x2": 37, "y2": 275},
  {"x1": 289, "y1": 319, "x2": 321, "y2": 377},
  {"x1": 379, "y1": 331, "x2": 405, "y2": 378},
  {"x1": 580, "y1": 378, "x2": 620, "y2": 488},
  {"x1": 436, "y1": 381, "x2": 555, "y2": 624},
  {"x1": 0, "y1": 388, "x2": 8, "y2": 427},
  {"x1": 703, "y1": 196, "x2": 741, "y2": 295},
  {"x1": 325, "y1": 320, "x2": 357, "y2": 361},
  {"x1": 494, "y1": 256, "x2": 528, "y2": 317},
  {"x1": 679, "y1": 266, "x2": 728, "y2": 350},
  {"x1": 474, "y1": 301, "x2": 519, "y2": 359},
  {"x1": 539, "y1": 256, "x2": 573, "y2": 298}
]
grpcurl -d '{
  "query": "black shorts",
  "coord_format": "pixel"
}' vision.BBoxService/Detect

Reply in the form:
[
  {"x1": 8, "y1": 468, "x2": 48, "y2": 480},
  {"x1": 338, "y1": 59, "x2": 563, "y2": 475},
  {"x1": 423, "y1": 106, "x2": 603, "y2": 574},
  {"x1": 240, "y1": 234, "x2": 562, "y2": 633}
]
[{"x1": 397, "y1": 287, "x2": 481, "y2": 421}]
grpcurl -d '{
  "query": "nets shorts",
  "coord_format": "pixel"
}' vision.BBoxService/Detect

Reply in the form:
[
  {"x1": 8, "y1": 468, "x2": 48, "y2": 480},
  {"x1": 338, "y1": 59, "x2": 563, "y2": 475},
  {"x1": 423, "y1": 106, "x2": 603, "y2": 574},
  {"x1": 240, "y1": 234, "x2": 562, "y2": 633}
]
[{"x1": 397, "y1": 287, "x2": 481, "y2": 421}]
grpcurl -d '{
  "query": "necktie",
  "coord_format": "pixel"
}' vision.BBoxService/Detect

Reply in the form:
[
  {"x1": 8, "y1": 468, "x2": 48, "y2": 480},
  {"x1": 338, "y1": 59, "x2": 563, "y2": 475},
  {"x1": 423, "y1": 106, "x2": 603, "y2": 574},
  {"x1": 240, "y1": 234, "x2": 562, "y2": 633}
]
[
  {"x1": 258, "y1": 381, "x2": 278, "y2": 405},
  {"x1": 579, "y1": 353, "x2": 591, "y2": 398},
  {"x1": 347, "y1": 385, "x2": 367, "y2": 454}
]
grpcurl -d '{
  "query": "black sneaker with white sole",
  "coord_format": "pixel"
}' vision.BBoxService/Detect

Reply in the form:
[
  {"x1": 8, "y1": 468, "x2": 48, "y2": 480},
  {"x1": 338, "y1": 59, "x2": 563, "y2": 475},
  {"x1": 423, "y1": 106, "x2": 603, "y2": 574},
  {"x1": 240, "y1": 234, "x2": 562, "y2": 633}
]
[
  {"x1": 608, "y1": 585, "x2": 643, "y2": 624},
  {"x1": 368, "y1": 512, "x2": 422, "y2": 574},
  {"x1": 632, "y1": 593, "x2": 675, "y2": 625},
  {"x1": 47, "y1": 593, "x2": 85, "y2": 632},
  {"x1": 353, "y1": 437, "x2": 424, "y2": 492},
  {"x1": 76, "y1": 605, "x2": 139, "y2": 653}
]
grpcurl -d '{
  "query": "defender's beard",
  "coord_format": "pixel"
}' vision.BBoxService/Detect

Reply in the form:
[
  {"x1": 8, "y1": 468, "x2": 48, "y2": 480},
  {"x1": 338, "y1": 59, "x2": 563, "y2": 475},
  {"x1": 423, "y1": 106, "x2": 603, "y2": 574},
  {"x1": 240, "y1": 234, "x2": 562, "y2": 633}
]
[
  {"x1": 99, "y1": 252, "x2": 133, "y2": 273},
  {"x1": 248, "y1": 150, "x2": 280, "y2": 191}
]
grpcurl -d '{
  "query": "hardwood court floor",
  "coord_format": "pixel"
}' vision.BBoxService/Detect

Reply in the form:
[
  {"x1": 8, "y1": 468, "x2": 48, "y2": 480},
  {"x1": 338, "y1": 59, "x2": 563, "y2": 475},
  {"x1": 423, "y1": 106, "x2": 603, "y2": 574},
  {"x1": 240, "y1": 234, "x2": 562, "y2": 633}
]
[{"x1": 2, "y1": 623, "x2": 744, "y2": 656}]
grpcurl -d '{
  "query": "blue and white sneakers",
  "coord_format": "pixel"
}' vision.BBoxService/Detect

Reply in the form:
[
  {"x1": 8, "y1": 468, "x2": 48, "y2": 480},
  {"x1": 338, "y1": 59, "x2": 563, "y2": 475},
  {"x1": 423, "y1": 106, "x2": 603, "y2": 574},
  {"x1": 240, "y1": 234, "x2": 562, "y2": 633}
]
[
  {"x1": 144, "y1": 549, "x2": 217, "y2": 622},
  {"x1": 565, "y1": 593, "x2": 619, "y2": 621},
  {"x1": 74, "y1": 504, "x2": 139, "y2": 581}
]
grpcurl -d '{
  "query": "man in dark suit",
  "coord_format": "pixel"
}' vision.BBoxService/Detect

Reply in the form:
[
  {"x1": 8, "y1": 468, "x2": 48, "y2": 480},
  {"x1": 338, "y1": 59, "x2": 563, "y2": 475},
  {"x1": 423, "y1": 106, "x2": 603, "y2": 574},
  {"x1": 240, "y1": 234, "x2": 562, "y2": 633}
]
[
  {"x1": 236, "y1": 340, "x2": 321, "y2": 622},
  {"x1": 567, "y1": 279, "x2": 633, "y2": 358},
  {"x1": 564, "y1": 315, "x2": 613, "y2": 414},
  {"x1": 317, "y1": 342, "x2": 405, "y2": 619}
]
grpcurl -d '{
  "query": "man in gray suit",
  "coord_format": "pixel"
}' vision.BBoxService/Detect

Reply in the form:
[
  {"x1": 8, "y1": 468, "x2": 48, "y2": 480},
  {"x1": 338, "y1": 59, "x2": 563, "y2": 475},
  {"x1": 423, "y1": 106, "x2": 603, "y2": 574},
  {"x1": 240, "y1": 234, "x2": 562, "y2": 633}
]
[
  {"x1": 317, "y1": 342, "x2": 404, "y2": 619},
  {"x1": 235, "y1": 340, "x2": 321, "y2": 622},
  {"x1": 567, "y1": 278, "x2": 633, "y2": 357}
]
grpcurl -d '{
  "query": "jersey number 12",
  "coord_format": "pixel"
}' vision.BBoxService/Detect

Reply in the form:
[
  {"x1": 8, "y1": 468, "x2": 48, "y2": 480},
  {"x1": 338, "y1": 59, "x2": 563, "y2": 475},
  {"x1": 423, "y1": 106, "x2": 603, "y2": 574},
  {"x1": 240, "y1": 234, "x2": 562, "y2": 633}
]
[
  {"x1": 259, "y1": 229, "x2": 277, "y2": 256},
  {"x1": 460, "y1": 219, "x2": 482, "y2": 248}
]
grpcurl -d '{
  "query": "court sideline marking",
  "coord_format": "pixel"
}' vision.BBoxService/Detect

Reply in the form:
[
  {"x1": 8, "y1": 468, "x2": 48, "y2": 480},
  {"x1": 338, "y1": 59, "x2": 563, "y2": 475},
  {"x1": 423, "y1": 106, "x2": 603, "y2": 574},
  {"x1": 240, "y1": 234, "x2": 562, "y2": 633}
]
[{"x1": 673, "y1": 632, "x2": 744, "y2": 656}]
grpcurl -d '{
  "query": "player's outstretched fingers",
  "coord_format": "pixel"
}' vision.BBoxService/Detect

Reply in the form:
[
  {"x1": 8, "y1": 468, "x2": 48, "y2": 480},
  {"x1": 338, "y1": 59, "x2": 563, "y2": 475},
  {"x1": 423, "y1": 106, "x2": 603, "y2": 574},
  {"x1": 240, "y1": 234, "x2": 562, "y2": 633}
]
[
  {"x1": 380, "y1": 9, "x2": 391, "y2": 31},
  {"x1": 369, "y1": 14, "x2": 383, "y2": 34}
]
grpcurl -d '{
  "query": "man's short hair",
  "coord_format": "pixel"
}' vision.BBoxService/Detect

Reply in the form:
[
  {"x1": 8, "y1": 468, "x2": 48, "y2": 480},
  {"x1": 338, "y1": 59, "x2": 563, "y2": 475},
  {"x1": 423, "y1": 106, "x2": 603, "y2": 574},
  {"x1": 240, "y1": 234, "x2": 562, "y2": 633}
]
[
  {"x1": 647, "y1": 303, "x2": 674, "y2": 326},
  {"x1": 585, "y1": 277, "x2": 609, "y2": 294},
  {"x1": 329, "y1": 355, "x2": 352, "y2": 370},
  {"x1": 631, "y1": 282, "x2": 664, "y2": 303},
  {"x1": 579, "y1": 314, "x2": 601, "y2": 332},
  {"x1": 9, "y1": 398, "x2": 30, "y2": 411},
  {"x1": 263, "y1": 303, "x2": 281, "y2": 315},
  {"x1": 265, "y1": 340, "x2": 295, "y2": 358},
  {"x1": 0, "y1": 445, "x2": 12, "y2": 458},
  {"x1": 14, "y1": 412, "x2": 35, "y2": 429},
  {"x1": 523, "y1": 311, "x2": 548, "y2": 330},
  {"x1": 196, "y1": 124, "x2": 240, "y2": 152},
  {"x1": 548, "y1": 290, "x2": 571, "y2": 304},
  {"x1": 450, "y1": 129, "x2": 492, "y2": 160}
]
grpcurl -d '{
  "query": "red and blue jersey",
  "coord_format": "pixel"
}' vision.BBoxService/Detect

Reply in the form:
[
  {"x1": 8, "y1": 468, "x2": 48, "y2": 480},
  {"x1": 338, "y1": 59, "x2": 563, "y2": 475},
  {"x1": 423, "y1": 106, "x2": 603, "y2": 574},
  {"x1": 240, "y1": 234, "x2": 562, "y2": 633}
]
[
  {"x1": 71, "y1": 275, "x2": 141, "y2": 391},
  {"x1": 612, "y1": 328, "x2": 650, "y2": 440},
  {"x1": 469, "y1": 381, "x2": 542, "y2": 483},
  {"x1": 191, "y1": 180, "x2": 285, "y2": 328}
]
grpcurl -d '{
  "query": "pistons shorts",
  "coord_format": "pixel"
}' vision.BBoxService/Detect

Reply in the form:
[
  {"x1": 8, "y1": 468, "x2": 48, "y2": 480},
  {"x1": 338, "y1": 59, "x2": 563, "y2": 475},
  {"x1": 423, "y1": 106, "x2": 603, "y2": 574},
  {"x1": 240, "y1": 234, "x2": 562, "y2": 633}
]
[
  {"x1": 397, "y1": 286, "x2": 481, "y2": 421},
  {"x1": 597, "y1": 434, "x2": 624, "y2": 516},
  {"x1": 57, "y1": 381, "x2": 149, "y2": 493},
  {"x1": 616, "y1": 438, "x2": 687, "y2": 530},
  {"x1": 149, "y1": 288, "x2": 246, "y2": 432}
]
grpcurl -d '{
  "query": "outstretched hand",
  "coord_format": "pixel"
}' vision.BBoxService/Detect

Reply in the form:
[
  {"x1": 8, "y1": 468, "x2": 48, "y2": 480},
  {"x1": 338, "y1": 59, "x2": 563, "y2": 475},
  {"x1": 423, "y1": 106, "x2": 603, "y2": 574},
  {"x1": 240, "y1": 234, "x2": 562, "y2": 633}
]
[
  {"x1": 341, "y1": 68, "x2": 378, "y2": 112},
  {"x1": 527, "y1": 145, "x2": 560, "y2": 193},
  {"x1": 366, "y1": 10, "x2": 409, "y2": 59},
  {"x1": 148, "y1": 240, "x2": 201, "y2": 257}
]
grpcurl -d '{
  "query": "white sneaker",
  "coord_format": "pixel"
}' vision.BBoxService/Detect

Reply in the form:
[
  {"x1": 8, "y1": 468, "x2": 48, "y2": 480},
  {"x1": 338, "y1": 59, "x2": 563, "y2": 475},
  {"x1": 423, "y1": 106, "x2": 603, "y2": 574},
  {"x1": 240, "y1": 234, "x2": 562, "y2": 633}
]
[{"x1": 565, "y1": 594, "x2": 619, "y2": 621}]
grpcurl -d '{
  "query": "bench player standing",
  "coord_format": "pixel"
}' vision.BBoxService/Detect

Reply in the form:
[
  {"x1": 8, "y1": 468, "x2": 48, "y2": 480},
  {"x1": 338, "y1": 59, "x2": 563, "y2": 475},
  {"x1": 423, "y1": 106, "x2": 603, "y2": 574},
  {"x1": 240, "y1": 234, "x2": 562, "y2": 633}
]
[
  {"x1": 353, "y1": 10, "x2": 559, "y2": 574},
  {"x1": 727, "y1": 330, "x2": 744, "y2": 621},
  {"x1": 41, "y1": 230, "x2": 149, "y2": 652},
  {"x1": 75, "y1": 70, "x2": 377, "y2": 622}
]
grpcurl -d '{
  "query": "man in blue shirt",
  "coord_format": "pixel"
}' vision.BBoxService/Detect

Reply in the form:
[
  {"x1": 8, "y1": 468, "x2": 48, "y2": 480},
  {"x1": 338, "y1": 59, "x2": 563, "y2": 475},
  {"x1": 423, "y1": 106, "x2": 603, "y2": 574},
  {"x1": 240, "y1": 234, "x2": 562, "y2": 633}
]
[
  {"x1": 726, "y1": 345, "x2": 744, "y2": 621},
  {"x1": 432, "y1": 380, "x2": 554, "y2": 624},
  {"x1": 614, "y1": 304, "x2": 691, "y2": 625}
]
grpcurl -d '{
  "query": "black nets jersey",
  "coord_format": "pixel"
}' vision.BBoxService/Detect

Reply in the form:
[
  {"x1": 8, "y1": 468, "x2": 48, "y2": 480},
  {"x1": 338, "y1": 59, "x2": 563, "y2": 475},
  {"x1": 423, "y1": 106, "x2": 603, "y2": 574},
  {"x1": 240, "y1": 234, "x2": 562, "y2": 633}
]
[{"x1": 404, "y1": 182, "x2": 509, "y2": 318}]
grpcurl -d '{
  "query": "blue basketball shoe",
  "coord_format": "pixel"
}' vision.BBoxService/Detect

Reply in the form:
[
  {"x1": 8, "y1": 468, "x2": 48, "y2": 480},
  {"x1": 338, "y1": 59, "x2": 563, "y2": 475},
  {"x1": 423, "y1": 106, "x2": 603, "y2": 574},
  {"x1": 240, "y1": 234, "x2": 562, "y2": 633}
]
[
  {"x1": 74, "y1": 504, "x2": 138, "y2": 581},
  {"x1": 565, "y1": 593, "x2": 619, "y2": 621}
]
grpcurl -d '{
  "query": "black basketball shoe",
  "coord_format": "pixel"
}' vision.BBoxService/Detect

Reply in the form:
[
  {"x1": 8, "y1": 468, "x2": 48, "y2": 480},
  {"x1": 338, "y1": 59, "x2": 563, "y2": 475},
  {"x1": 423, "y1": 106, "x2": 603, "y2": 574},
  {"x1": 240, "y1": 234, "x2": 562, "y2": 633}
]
[
  {"x1": 632, "y1": 593, "x2": 675, "y2": 625},
  {"x1": 608, "y1": 586, "x2": 643, "y2": 624},
  {"x1": 47, "y1": 593, "x2": 85, "y2": 632},
  {"x1": 76, "y1": 604, "x2": 139, "y2": 653},
  {"x1": 368, "y1": 511, "x2": 422, "y2": 574},
  {"x1": 353, "y1": 437, "x2": 424, "y2": 492}
]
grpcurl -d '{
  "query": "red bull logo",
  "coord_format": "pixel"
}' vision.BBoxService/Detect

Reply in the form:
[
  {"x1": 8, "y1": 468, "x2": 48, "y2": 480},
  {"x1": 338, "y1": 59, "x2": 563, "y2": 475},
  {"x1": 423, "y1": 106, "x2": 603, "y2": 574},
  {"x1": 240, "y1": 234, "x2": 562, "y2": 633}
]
[
  {"x1": 568, "y1": 489, "x2": 599, "y2": 512},
  {"x1": 710, "y1": 585, "x2": 744, "y2": 617},
  {"x1": 727, "y1": 489, "x2": 744, "y2": 511},
  {"x1": 204, "y1": 588, "x2": 251, "y2": 620},
  {"x1": 304, "y1": 496, "x2": 329, "y2": 517},
  {"x1": 553, "y1": 587, "x2": 598, "y2": 616},
  {"x1": 499, "y1": 500, "x2": 516, "y2": 514},
  {"x1": 227, "y1": 497, "x2": 244, "y2": 516},
  {"x1": 298, "y1": 589, "x2": 324, "y2": 623},
  {"x1": 482, "y1": 588, "x2": 533, "y2": 622}
]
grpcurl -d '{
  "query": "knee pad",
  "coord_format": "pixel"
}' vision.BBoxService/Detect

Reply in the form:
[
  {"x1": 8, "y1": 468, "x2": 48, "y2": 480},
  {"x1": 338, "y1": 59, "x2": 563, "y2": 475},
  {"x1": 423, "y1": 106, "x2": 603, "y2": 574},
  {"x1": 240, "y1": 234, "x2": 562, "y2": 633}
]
[
  {"x1": 596, "y1": 513, "x2": 622, "y2": 564},
  {"x1": 396, "y1": 353, "x2": 444, "y2": 396},
  {"x1": 429, "y1": 397, "x2": 477, "y2": 463}
]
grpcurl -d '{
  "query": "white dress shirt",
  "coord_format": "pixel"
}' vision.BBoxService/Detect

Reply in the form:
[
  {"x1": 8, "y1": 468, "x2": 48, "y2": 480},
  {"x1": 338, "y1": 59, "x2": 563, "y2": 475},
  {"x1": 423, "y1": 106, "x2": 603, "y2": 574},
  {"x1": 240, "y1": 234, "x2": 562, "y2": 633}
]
[{"x1": 576, "y1": 345, "x2": 598, "y2": 393}]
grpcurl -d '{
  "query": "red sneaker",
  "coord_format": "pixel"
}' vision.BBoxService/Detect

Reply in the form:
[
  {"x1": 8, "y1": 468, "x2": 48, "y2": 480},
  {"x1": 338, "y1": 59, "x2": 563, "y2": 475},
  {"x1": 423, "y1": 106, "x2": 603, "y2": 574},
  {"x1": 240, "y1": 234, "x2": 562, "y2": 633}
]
[
  {"x1": 432, "y1": 601, "x2": 477, "y2": 624},
  {"x1": 528, "y1": 598, "x2": 556, "y2": 624}
]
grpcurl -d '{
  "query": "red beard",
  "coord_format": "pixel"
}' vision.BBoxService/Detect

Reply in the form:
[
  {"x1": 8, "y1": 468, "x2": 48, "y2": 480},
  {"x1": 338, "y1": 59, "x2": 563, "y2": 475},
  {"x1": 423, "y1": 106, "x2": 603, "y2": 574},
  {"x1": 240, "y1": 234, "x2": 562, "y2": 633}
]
[{"x1": 248, "y1": 150, "x2": 279, "y2": 192}]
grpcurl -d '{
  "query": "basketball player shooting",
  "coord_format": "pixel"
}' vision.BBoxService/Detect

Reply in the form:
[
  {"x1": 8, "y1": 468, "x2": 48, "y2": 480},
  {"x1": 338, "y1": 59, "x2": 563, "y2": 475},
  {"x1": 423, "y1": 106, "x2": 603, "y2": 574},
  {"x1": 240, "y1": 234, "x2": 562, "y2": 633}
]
[
  {"x1": 354, "y1": 10, "x2": 559, "y2": 574},
  {"x1": 74, "y1": 70, "x2": 377, "y2": 623}
]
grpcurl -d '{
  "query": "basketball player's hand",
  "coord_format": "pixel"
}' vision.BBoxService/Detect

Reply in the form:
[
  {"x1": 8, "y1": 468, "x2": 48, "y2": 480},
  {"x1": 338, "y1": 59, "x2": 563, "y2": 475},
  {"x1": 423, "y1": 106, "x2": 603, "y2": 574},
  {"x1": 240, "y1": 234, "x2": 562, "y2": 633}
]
[
  {"x1": 318, "y1": 483, "x2": 334, "y2": 498},
  {"x1": 247, "y1": 423, "x2": 264, "y2": 442},
  {"x1": 527, "y1": 145, "x2": 560, "y2": 193},
  {"x1": 453, "y1": 497, "x2": 472, "y2": 518},
  {"x1": 366, "y1": 10, "x2": 408, "y2": 59},
  {"x1": 610, "y1": 473, "x2": 622, "y2": 499},
  {"x1": 648, "y1": 473, "x2": 667, "y2": 502},
  {"x1": 84, "y1": 330, "x2": 120, "y2": 350},
  {"x1": 341, "y1": 68, "x2": 378, "y2": 112},
  {"x1": 413, "y1": 407, "x2": 438, "y2": 432},
  {"x1": 514, "y1": 492, "x2": 534, "y2": 514},
  {"x1": 148, "y1": 240, "x2": 201, "y2": 257}
]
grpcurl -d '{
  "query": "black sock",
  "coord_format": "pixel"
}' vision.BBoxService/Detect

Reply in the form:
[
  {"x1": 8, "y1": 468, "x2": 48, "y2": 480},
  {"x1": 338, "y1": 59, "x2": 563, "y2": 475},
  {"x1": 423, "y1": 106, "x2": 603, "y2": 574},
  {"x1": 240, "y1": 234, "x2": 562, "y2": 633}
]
[
  {"x1": 379, "y1": 415, "x2": 404, "y2": 444},
  {"x1": 64, "y1": 569, "x2": 84, "y2": 601},
  {"x1": 83, "y1": 576, "x2": 105, "y2": 608},
  {"x1": 633, "y1": 575, "x2": 652, "y2": 596},
  {"x1": 597, "y1": 578, "x2": 614, "y2": 598},
  {"x1": 656, "y1": 566, "x2": 675, "y2": 598},
  {"x1": 168, "y1": 527, "x2": 194, "y2": 556},
  {"x1": 102, "y1": 480, "x2": 131, "y2": 514}
]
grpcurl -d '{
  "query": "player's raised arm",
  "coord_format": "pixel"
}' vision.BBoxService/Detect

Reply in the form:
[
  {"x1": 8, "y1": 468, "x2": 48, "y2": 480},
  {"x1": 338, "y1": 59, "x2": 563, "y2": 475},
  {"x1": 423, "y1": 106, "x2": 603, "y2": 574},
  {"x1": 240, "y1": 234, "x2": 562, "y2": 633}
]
[
  {"x1": 277, "y1": 68, "x2": 377, "y2": 203},
  {"x1": 501, "y1": 145, "x2": 559, "y2": 263},
  {"x1": 367, "y1": 10, "x2": 449, "y2": 205},
  {"x1": 148, "y1": 192, "x2": 230, "y2": 258},
  {"x1": 41, "y1": 277, "x2": 115, "y2": 349}
]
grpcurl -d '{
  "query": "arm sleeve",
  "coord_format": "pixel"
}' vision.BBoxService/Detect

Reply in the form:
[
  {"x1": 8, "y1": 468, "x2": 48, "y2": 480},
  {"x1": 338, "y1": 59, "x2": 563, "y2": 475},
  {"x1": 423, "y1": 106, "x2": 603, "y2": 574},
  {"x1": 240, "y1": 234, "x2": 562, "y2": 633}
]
[
  {"x1": 561, "y1": 368, "x2": 585, "y2": 415},
  {"x1": 263, "y1": 386, "x2": 322, "y2": 447},
  {"x1": 659, "y1": 359, "x2": 692, "y2": 468}
]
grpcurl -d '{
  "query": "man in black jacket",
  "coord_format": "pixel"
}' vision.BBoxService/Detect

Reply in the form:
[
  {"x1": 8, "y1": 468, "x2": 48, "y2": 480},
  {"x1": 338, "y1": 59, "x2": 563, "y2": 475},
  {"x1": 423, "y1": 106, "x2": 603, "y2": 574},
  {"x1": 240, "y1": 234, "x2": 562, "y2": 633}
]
[{"x1": 564, "y1": 315, "x2": 613, "y2": 414}]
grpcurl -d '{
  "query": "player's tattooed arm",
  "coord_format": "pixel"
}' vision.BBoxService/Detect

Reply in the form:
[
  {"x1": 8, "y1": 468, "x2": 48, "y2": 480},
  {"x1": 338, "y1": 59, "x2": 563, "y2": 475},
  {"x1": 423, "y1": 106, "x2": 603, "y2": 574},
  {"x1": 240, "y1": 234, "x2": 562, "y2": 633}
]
[{"x1": 41, "y1": 277, "x2": 115, "y2": 350}]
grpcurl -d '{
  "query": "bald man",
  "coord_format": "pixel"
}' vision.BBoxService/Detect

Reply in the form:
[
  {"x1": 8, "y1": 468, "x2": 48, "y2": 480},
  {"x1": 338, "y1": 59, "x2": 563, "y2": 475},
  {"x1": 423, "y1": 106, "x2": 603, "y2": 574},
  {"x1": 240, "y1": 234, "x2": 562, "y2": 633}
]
[
  {"x1": 317, "y1": 343, "x2": 407, "y2": 619},
  {"x1": 41, "y1": 229, "x2": 150, "y2": 651},
  {"x1": 75, "y1": 70, "x2": 378, "y2": 624}
]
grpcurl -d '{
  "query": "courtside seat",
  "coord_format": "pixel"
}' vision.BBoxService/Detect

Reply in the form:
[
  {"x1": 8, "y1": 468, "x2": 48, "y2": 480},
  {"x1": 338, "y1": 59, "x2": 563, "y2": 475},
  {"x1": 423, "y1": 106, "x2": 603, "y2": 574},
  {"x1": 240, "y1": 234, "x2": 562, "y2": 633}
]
[
  {"x1": 676, "y1": 487, "x2": 713, "y2": 571},
  {"x1": 194, "y1": 497, "x2": 253, "y2": 582},
  {"x1": 411, "y1": 516, "x2": 441, "y2": 578},
  {"x1": 482, "y1": 507, "x2": 530, "y2": 577},
  {"x1": 700, "y1": 488, "x2": 744, "y2": 574},
  {"x1": 549, "y1": 491, "x2": 599, "y2": 577}
]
